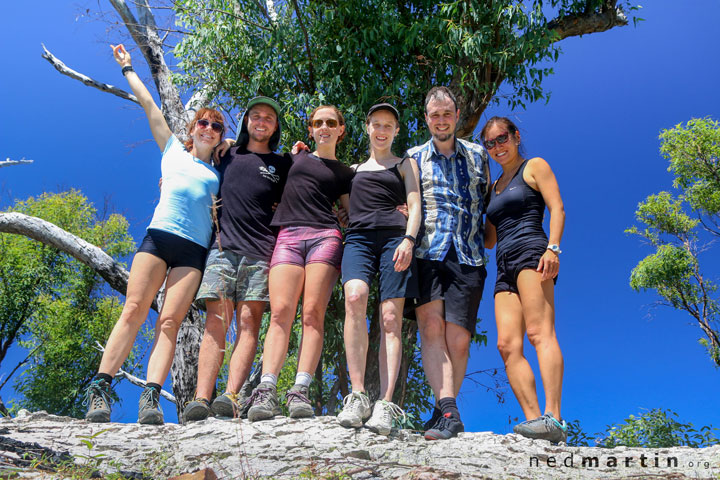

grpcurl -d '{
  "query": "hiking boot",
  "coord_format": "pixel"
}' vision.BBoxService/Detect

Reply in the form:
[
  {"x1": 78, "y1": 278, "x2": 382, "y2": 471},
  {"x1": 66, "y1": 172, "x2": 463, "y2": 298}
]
[
  {"x1": 183, "y1": 397, "x2": 210, "y2": 422},
  {"x1": 286, "y1": 384, "x2": 314, "y2": 419},
  {"x1": 211, "y1": 391, "x2": 243, "y2": 418},
  {"x1": 246, "y1": 382, "x2": 281, "y2": 422},
  {"x1": 336, "y1": 391, "x2": 371, "y2": 428},
  {"x1": 423, "y1": 405, "x2": 442, "y2": 432},
  {"x1": 84, "y1": 378, "x2": 113, "y2": 423},
  {"x1": 366, "y1": 400, "x2": 406, "y2": 436},
  {"x1": 424, "y1": 412, "x2": 464, "y2": 440},
  {"x1": 513, "y1": 413, "x2": 568, "y2": 444},
  {"x1": 138, "y1": 387, "x2": 164, "y2": 425}
]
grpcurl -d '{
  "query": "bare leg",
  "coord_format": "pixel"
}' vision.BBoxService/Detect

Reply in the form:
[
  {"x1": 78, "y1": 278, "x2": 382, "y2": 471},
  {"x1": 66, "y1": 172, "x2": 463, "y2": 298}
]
[
  {"x1": 195, "y1": 298, "x2": 235, "y2": 400},
  {"x1": 225, "y1": 301, "x2": 266, "y2": 393},
  {"x1": 416, "y1": 300, "x2": 454, "y2": 399},
  {"x1": 261, "y1": 264, "x2": 305, "y2": 376},
  {"x1": 145, "y1": 266, "x2": 203, "y2": 385},
  {"x1": 344, "y1": 279, "x2": 370, "y2": 392},
  {"x1": 97, "y1": 252, "x2": 168, "y2": 377},
  {"x1": 495, "y1": 290, "x2": 541, "y2": 420},
  {"x1": 516, "y1": 270, "x2": 563, "y2": 419},
  {"x1": 445, "y1": 322, "x2": 471, "y2": 398},
  {"x1": 296, "y1": 263, "x2": 339, "y2": 375},
  {"x1": 378, "y1": 297, "x2": 404, "y2": 401}
]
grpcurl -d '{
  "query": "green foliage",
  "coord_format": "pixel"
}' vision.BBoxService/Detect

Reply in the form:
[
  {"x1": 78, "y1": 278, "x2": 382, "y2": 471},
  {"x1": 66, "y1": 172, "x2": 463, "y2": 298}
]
[
  {"x1": 627, "y1": 118, "x2": 720, "y2": 367},
  {"x1": 597, "y1": 409, "x2": 720, "y2": 449},
  {"x1": 0, "y1": 190, "x2": 137, "y2": 417}
]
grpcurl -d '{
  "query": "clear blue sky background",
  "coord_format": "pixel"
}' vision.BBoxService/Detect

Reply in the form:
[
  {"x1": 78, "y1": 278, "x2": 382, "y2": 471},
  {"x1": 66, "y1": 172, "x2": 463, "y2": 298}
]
[{"x1": 2, "y1": 1, "x2": 719, "y2": 438}]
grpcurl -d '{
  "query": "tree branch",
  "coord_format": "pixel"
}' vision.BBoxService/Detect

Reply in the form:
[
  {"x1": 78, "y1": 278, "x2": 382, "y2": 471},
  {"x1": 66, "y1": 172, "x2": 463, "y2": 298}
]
[
  {"x1": 289, "y1": 0, "x2": 315, "y2": 89},
  {"x1": 547, "y1": 0, "x2": 629, "y2": 42},
  {"x1": 0, "y1": 158, "x2": 34, "y2": 169},
  {"x1": 41, "y1": 44, "x2": 139, "y2": 105}
]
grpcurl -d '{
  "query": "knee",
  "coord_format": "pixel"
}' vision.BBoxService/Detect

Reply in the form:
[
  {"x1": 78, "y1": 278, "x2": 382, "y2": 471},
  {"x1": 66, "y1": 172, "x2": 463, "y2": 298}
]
[
  {"x1": 237, "y1": 312, "x2": 261, "y2": 336},
  {"x1": 346, "y1": 291, "x2": 367, "y2": 309},
  {"x1": 380, "y1": 311, "x2": 401, "y2": 335},
  {"x1": 525, "y1": 320, "x2": 553, "y2": 347},
  {"x1": 302, "y1": 309, "x2": 325, "y2": 332},
  {"x1": 118, "y1": 300, "x2": 146, "y2": 328},
  {"x1": 447, "y1": 332, "x2": 470, "y2": 358},
  {"x1": 497, "y1": 337, "x2": 522, "y2": 362},
  {"x1": 419, "y1": 314, "x2": 445, "y2": 342},
  {"x1": 157, "y1": 315, "x2": 183, "y2": 336},
  {"x1": 205, "y1": 310, "x2": 230, "y2": 333}
]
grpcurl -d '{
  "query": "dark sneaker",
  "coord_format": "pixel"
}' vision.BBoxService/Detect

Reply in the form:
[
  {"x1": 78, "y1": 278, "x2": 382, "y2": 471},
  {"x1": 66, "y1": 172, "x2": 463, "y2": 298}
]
[
  {"x1": 138, "y1": 387, "x2": 164, "y2": 425},
  {"x1": 211, "y1": 391, "x2": 242, "y2": 418},
  {"x1": 513, "y1": 413, "x2": 568, "y2": 444},
  {"x1": 247, "y1": 382, "x2": 281, "y2": 422},
  {"x1": 336, "y1": 391, "x2": 371, "y2": 428},
  {"x1": 286, "y1": 384, "x2": 314, "y2": 419},
  {"x1": 84, "y1": 378, "x2": 113, "y2": 423},
  {"x1": 183, "y1": 397, "x2": 210, "y2": 422},
  {"x1": 424, "y1": 412, "x2": 464, "y2": 440},
  {"x1": 423, "y1": 405, "x2": 442, "y2": 432}
]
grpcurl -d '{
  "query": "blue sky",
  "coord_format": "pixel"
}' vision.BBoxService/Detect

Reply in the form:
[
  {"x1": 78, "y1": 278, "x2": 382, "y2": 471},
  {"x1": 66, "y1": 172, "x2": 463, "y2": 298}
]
[{"x1": 2, "y1": 1, "x2": 719, "y2": 438}]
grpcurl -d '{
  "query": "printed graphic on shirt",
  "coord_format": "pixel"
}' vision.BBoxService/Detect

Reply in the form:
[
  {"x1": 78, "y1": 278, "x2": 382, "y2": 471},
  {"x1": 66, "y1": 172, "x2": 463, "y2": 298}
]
[{"x1": 259, "y1": 165, "x2": 280, "y2": 183}]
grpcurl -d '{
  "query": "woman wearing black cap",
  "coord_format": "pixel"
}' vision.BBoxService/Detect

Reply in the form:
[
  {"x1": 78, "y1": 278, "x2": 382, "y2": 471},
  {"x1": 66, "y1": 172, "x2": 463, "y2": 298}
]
[{"x1": 336, "y1": 103, "x2": 421, "y2": 435}]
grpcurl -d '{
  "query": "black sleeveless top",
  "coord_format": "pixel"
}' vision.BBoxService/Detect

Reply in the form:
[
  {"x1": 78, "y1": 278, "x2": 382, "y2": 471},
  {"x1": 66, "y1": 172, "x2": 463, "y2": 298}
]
[
  {"x1": 348, "y1": 159, "x2": 407, "y2": 231},
  {"x1": 486, "y1": 159, "x2": 547, "y2": 258}
]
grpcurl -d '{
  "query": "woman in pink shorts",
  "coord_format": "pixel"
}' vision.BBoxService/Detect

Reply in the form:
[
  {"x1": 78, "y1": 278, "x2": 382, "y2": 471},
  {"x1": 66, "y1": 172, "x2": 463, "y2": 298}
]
[{"x1": 246, "y1": 105, "x2": 354, "y2": 421}]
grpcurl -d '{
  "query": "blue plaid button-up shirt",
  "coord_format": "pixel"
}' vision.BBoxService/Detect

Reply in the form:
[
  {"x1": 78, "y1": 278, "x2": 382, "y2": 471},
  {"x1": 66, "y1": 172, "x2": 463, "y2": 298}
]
[{"x1": 406, "y1": 137, "x2": 490, "y2": 266}]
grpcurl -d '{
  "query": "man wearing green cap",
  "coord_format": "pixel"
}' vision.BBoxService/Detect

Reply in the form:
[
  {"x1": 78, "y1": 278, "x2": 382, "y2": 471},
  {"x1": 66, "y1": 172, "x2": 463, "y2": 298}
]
[{"x1": 183, "y1": 97, "x2": 291, "y2": 422}]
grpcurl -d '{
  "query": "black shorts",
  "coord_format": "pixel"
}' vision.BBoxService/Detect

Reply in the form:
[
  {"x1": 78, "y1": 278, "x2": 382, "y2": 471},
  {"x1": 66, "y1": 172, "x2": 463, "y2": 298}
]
[
  {"x1": 410, "y1": 244, "x2": 486, "y2": 333},
  {"x1": 137, "y1": 228, "x2": 207, "y2": 271},
  {"x1": 341, "y1": 229, "x2": 419, "y2": 302},
  {"x1": 494, "y1": 244, "x2": 558, "y2": 295}
]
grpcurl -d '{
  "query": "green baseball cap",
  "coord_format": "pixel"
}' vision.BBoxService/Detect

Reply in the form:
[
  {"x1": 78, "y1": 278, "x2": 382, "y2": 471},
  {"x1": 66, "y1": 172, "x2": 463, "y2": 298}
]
[{"x1": 246, "y1": 96, "x2": 281, "y2": 117}]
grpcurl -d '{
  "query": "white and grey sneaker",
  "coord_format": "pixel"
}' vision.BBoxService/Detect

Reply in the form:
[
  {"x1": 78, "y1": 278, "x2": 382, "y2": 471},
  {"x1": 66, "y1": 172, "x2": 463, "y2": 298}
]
[
  {"x1": 513, "y1": 413, "x2": 568, "y2": 444},
  {"x1": 366, "y1": 400, "x2": 406, "y2": 436},
  {"x1": 337, "y1": 391, "x2": 371, "y2": 428}
]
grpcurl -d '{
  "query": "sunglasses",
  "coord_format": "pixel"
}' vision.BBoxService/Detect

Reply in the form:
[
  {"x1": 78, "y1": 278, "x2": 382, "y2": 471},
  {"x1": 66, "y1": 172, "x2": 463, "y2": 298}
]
[
  {"x1": 312, "y1": 118, "x2": 339, "y2": 129},
  {"x1": 484, "y1": 132, "x2": 510, "y2": 149},
  {"x1": 197, "y1": 118, "x2": 224, "y2": 133}
]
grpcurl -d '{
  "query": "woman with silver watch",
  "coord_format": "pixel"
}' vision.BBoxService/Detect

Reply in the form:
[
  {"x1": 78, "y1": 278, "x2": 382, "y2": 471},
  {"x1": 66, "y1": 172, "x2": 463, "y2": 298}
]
[{"x1": 481, "y1": 116, "x2": 567, "y2": 443}]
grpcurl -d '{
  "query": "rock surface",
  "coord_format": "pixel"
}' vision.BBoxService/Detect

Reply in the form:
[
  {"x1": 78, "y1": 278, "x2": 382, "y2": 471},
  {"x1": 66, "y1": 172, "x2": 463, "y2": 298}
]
[{"x1": 1, "y1": 411, "x2": 719, "y2": 479}]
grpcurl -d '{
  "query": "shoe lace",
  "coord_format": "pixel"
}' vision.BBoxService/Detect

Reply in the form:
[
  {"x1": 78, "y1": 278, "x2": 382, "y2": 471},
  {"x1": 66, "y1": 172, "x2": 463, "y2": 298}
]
[
  {"x1": 286, "y1": 388, "x2": 310, "y2": 405},
  {"x1": 384, "y1": 401, "x2": 407, "y2": 427},
  {"x1": 342, "y1": 392, "x2": 369, "y2": 412},
  {"x1": 139, "y1": 388, "x2": 160, "y2": 411},
  {"x1": 82, "y1": 381, "x2": 113, "y2": 408},
  {"x1": 248, "y1": 386, "x2": 272, "y2": 405}
]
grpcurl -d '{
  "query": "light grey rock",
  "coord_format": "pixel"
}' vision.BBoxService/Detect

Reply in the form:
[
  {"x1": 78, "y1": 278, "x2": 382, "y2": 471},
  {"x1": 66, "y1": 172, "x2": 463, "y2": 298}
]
[{"x1": 1, "y1": 411, "x2": 719, "y2": 479}]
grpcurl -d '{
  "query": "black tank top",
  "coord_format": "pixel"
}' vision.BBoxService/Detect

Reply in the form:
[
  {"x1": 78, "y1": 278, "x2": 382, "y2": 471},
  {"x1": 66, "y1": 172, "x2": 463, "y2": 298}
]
[
  {"x1": 486, "y1": 159, "x2": 547, "y2": 257},
  {"x1": 348, "y1": 159, "x2": 407, "y2": 231}
]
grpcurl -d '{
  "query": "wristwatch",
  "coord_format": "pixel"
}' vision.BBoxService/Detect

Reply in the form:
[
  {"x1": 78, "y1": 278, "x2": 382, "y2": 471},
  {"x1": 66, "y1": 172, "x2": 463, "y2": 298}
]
[{"x1": 547, "y1": 244, "x2": 562, "y2": 254}]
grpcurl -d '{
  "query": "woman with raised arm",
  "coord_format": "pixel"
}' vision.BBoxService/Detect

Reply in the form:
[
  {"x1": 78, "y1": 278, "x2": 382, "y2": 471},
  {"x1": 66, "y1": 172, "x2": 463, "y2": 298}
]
[
  {"x1": 336, "y1": 103, "x2": 420, "y2": 435},
  {"x1": 245, "y1": 105, "x2": 354, "y2": 421},
  {"x1": 84, "y1": 44, "x2": 224, "y2": 425},
  {"x1": 481, "y1": 116, "x2": 567, "y2": 443}
]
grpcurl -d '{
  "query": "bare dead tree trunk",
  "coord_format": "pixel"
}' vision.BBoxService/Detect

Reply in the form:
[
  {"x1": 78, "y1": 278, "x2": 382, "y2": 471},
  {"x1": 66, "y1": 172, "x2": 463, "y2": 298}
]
[{"x1": 0, "y1": 158, "x2": 34, "y2": 169}]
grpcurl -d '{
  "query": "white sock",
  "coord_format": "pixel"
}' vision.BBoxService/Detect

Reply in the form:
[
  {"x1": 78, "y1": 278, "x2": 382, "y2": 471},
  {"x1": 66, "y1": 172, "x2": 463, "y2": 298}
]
[
  {"x1": 260, "y1": 373, "x2": 277, "y2": 386},
  {"x1": 294, "y1": 372, "x2": 313, "y2": 387}
]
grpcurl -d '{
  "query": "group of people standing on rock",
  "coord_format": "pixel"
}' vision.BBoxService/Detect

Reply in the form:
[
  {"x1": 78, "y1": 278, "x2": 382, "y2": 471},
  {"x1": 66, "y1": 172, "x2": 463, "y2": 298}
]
[{"x1": 84, "y1": 43, "x2": 567, "y2": 444}]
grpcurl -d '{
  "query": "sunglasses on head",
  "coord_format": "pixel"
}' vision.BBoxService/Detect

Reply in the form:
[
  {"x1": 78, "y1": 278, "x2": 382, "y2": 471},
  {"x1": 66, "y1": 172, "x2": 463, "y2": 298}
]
[
  {"x1": 484, "y1": 132, "x2": 510, "y2": 149},
  {"x1": 312, "y1": 118, "x2": 339, "y2": 129},
  {"x1": 197, "y1": 118, "x2": 224, "y2": 133}
]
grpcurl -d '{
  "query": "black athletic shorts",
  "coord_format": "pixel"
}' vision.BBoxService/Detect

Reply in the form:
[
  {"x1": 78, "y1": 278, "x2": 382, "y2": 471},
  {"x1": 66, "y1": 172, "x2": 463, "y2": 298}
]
[
  {"x1": 137, "y1": 228, "x2": 207, "y2": 271},
  {"x1": 494, "y1": 244, "x2": 558, "y2": 295},
  {"x1": 409, "y1": 244, "x2": 486, "y2": 333}
]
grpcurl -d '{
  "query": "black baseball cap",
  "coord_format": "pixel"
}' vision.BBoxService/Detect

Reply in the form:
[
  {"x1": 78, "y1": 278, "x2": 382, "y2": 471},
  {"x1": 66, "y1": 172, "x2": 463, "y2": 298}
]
[{"x1": 366, "y1": 103, "x2": 399, "y2": 121}]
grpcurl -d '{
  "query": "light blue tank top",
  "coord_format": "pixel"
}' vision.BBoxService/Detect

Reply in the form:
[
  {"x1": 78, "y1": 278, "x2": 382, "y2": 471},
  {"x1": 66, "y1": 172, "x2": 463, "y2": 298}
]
[{"x1": 148, "y1": 135, "x2": 220, "y2": 247}]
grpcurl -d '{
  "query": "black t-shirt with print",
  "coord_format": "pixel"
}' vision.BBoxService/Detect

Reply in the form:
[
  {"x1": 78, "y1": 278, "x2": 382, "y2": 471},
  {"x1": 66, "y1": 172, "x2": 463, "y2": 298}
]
[
  {"x1": 271, "y1": 151, "x2": 354, "y2": 229},
  {"x1": 211, "y1": 146, "x2": 291, "y2": 260}
]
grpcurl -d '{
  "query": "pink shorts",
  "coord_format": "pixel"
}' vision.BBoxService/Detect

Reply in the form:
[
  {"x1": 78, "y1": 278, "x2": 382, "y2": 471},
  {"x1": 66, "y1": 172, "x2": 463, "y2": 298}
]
[{"x1": 270, "y1": 226, "x2": 343, "y2": 269}]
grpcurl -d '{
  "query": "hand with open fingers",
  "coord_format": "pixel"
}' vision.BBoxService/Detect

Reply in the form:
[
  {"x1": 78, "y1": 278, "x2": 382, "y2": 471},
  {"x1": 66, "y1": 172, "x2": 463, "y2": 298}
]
[
  {"x1": 536, "y1": 249, "x2": 559, "y2": 281},
  {"x1": 393, "y1": 238, "x2": 414, "y2": 272},
  {"x1": 111, "y1": 44, "x2": 131, "y2": 67},
  {"x1": 396, "y1": 203, "x2": 409, "y2": 219},
  {"x1": 214, "y1": 138, "x2": 235, "y2": 162},
  {"x1": 292, "y1": 141, "x2": 310, "y2": 155},
  {"x1": 334, "y1": 205, "x2": 349, "y2": 228}
]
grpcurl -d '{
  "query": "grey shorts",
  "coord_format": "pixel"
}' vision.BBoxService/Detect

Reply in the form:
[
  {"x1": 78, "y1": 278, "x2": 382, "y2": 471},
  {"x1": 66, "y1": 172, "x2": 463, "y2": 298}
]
[{"x1": 196, "y1": 249, "x2": 270, "y2": 306}]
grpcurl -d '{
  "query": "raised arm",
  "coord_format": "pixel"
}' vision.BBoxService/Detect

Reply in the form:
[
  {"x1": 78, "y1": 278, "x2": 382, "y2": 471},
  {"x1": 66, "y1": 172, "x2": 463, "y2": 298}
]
[
  {"x1": 393, "y1": 157, "x2": 421, "y2": 272},
  {"x1": 526, "y1": 157, "x2": 565, "y2": 280},
  {"x1": 111, "y1": 44, "x2": 172, "y2": 151}
]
